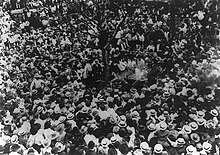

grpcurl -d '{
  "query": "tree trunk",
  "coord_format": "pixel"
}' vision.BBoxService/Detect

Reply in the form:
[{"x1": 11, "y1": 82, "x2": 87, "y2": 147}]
[
  {"x1": 102, "y1": 49, "x2": 110, "y2": 82},
  {"x1": 170, "y1": 0, "x2": 176, "y2": 41},
  {"x1": 99, "y1": 30, "x2": 110, "y2": 83}
]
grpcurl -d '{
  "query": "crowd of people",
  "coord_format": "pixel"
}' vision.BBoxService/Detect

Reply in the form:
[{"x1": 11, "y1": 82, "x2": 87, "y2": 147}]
[{"x1": 0, "y1": 0, "x2": 220, "y2": 155}]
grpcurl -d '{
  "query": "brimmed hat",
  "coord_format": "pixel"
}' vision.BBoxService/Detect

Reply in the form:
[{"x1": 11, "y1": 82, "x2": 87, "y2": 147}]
[
  {"x1": 149, "y1": 109, "x2": 157, "y2": 116},
  {"x1": 101, "y1": 138, "x2": 110, "y2": 148},
  {"x1": 202, "y1": 142, "x2": 212, "y2": 151},
  {"x1": 189, "y1": 122, "x2": 198, "y2": 131},
  {"x1": 154, "y1": 144, "x2": 163, "y2": 153},
  {"x1": 10, "y1": 135, "x2": 18, "y2": 144},
  {"x1": 147, "y1": 123, "x2": 156, "y2": 131},
  {"x1": 81, "y1": 106, "x2": 89, "y2": 113},
  {"x1": 176, "y1": 138, "x2": 186, "y2": 145},
  {"x1": 140, "y1": 142, "x2": 150, "y2": 152},
  {"x1": 197, "y1": 111, "x2": 205, "y2": 118},
  {"x1": 190, "y1": 133, "x2": 200, "y2": 143},
  {"x1": 131, "y1": 111, "x2": 140, "y2": 118},
  {"x1": 79, "y1": 125, "x2": 88, "y2": 134},
  {"x1": 55, "y1": 142, "x2": 65, "y2": 153},
  {"x1": 120, "y1": 115, "x2": 127, "y2": 122},
  {"x1": 118, "y1": 121, "x2": 127, "y2": 128},
  {"x1": 206, "y1": 94, "x2": 214, "y2": 101},
  {"x1": 158, "y1": 115, "x2": 166, "y2": 122},
  {"x1": 158, "y1": 121, "x2": 167, "y2": 131},
  {"x1": 210, "y1": 109, "x2": 218, "y2": 117},
  {"x1": 186, "y1": 145, "x2": 196, "y2": 154},
  {"x1": 67, "y1": 113, "x2": 74, "y2": 120},
  {"x1": 182, "y1": 125, "x2": 192, "y2": 134},
  {"x1": 201, "y1": 133, "x2": 211, "y2": 141},
  {"x1": 110, "y1": 136, "x2": 117, "y2": 144},
  {"x1": 196, "y1": 118, "x2": 206, "y2": 126}
]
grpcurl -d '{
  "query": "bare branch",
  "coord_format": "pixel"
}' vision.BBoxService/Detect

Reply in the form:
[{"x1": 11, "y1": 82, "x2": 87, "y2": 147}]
[
  {"x1": 70, "y1": 2, "x2": 98, "y2": 26},
  {"x1": 104, "y1": 14, "x2": 127, "y2": 49}
]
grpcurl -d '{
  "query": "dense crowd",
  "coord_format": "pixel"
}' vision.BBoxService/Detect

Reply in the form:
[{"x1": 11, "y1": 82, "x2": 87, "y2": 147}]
[{"x1": 0, "y1": 0, "x2": 220, "y2": 155}]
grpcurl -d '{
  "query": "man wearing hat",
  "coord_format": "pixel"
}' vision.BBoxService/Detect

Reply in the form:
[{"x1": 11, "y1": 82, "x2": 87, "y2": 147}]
[
  {"x1": 30, "y1": 73, "x2": 44, "y2": 96},
  {"x1": 155, "y1": 121, "x2": 170, "y2": 148},
  {"x1": 98, "y1": 138, "x2": 110, "y2": 155},
  {"x1": 153, "y1": 144, "x2": 168, "y2": 155},
  {"x1": 140, "y1": 142, "x2": 151, "y2": 155},
  {"x1": 86, "y1": 141, "x2": 98, "y2": 155}
]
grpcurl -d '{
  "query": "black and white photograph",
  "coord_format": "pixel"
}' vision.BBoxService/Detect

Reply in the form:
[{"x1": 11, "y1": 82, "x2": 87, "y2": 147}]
[{"x1": 0, "y1": 0, "x2": 220, "y2": 155}]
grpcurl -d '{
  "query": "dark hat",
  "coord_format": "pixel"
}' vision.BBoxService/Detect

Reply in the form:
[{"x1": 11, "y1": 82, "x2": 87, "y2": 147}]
[{"x1": 88, "y1": 141, "x2": 95, "y2": 149}]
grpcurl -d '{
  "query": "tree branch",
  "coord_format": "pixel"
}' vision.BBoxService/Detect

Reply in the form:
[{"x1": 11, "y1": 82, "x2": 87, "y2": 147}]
[
  {"x1": 70, "y1": 2, "x2": 98, "y2": 26},
  {"x1": 104, "y1": 14, "x2": 127, "y2": 49}
]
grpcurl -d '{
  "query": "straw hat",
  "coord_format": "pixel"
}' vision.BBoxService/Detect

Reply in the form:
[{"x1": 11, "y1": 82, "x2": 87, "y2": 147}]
[
  {"x1": 118, "y1": 121, "x2": 127, "y2": 128},
  {"x1": 202, "y1": 142, "x2": 212, "y2": 151},
  {"x1": 189, "y1": 122, "x2": 198, "y2": 131},
  {"x1": 131, "y1": 111, "x2": 140, "y2": 118},
  {"x1": 81, "y1": 106, "x2": 89, "y2": 113},
  {"x1": 176, "y1": 138, "x2": 186, "y2": 145},
  {"x1": 10, "y1": 135, "x2": 18, "y2": 144},
  {"x1": 147, "y1": 123, "x2": 156, "y2": 131},
  {"x1": 120, "y1": 115, "x2": 127, "y2": 122},
  {"x1": 190, "y1": 133, "x2": 200, "y2": 143},
  {"x1": 101, "y1": 138, "x2": 110, "y2": 148},
  {"x1": 210, "y1": 109, "x2": 218, "y2": 117},
  {"x1": 55, "y1": 142, "x2": 65, "y2": 153},
  {"x1": 158, "y1": 115, "x2": 166, "y2": 122},
  {"x1": 149, "y1": 109, "x2": 157, "y2": 116},
  {"x1": 197, "y1": 111, "x2": 205, "y2": 118},
  {"x1": 196, "y1": 118, "x2": 206, "y2": 126},
  {"x1": 154, "y1": 144, "x2": 163, "y2": 153},
  {"x1": 140, "y1": 142, "x2": 150, "y2": 152},
  {"x1": 67, "y1": 113, "x2": 74, "y2": 120},
  {"x1": 79, "y1": 125, "x2": 88, "y2": 134},
  {"x1": 110, "y1": 136, "x2": 117, "y2": 144},
  {"x1": 158, "y1": 121, "x2": 167, "y2": 131},
  {"x1": 186, "y1": 145, "x2": 196, "y2": 154},
  {"x1": 205, "y1": 94, "x2": 214, "y2": 101},
  {"x1": 182, "y1": 125, "x2": 192, "y2": 134}
]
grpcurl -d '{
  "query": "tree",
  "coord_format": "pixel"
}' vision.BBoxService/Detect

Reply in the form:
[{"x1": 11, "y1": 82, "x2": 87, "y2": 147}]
[{"x1": 65, "y1": 0, "x2": 134, "y2": 82}]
